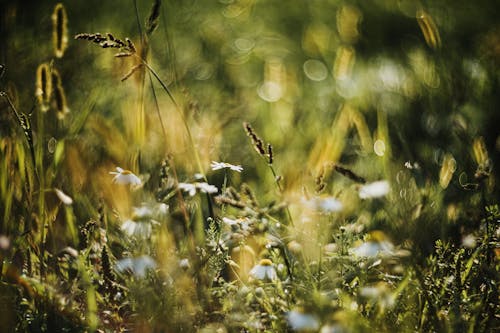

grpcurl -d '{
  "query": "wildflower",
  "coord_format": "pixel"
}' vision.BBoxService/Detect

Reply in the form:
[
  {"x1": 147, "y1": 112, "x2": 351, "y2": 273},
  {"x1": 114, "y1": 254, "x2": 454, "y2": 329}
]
[
  {"x1": 287, "y1": 309, "x2": 320, "y2": 332},
  {"x1": 461, "y1": 234, "x2": 476, "y2": 248},
  {"x1": 249, "y1": 259, "x2": 278, "y2": 281},
  {"x1": 115, "y1": 255, "x2": 156, "y2": 278},
  {"x1": 359, "y1": 282, "x2": 395, "y2": 309},
  {"x1": 178, "y1": 182, "x2": 196, "y2": 196},
  {"x1": 351, "y1": 240, "x2": 394, "y2": 257},
  {"x1": 196, "y1": 182, "x2": 218, "y2": 194},
  {"x1": 121, "y1": 219, "x2": 152, "y2": 238},
  {"x1": 303, "y1": 196, "x2": 343, "y2": 213},
  {"x1": 121, "y1": 204, "x2": 164, "y2": 238},
  {"x1": 211, "y1": 161, "x2": 243, "y2": 172},
  {"x1": 178, "y1": 182, "x2": 218, "y2": 196},
  {"x1": 222, "y1": 217, "x2": 251, "y2": 233},
  {"x1": 179, "y1": 258, "x2": 190, "y2": 269},
  {"x1": 359, "y1": 180, "x2": 390, "y2": 199},
  {"x1": 110, "y1": 167, "x2": 142, "y2": 186},
  {"x1": 54, "y1": 188, "x2": 73, "y2": 205}
]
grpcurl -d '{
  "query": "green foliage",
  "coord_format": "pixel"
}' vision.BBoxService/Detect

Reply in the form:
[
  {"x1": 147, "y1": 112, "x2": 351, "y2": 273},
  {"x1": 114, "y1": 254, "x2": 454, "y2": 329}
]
[{"x1": 0, "y1": 0, "x2": 499, "y2": 332}]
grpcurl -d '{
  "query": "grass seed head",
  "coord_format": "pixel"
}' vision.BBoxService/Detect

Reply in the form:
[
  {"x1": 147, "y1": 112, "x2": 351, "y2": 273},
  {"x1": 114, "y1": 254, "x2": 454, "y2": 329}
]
[{"x1": 52, "y1": 3, "x2": 68, "y2": 58}]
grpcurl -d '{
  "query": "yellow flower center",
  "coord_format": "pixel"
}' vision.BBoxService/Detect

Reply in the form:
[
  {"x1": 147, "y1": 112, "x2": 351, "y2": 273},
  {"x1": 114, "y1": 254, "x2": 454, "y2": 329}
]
[
  {"x1": 121, "y1": 170, "x2": 132, "y2": 175},
  {"x1": 259, "y1": 259, "x2": 273, "y2": 266}
]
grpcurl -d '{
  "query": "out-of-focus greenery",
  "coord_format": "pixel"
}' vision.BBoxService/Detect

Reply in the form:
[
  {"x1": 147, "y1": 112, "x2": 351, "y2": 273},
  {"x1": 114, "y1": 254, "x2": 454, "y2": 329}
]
[{"x1": 0, "y1": 0, "x2": 499, "y2": 332}]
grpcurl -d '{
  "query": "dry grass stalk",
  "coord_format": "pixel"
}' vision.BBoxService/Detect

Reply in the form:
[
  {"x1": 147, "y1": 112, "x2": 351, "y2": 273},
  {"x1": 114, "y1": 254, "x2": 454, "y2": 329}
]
[
  {"x1": 267, "y1": 144, "x2": 273, "y2": 165},
  {"x1": 332, "y1": 163, "x2": 366, "y2": 184},
  {"x1": 52, "y1": 3, "x2": 68, "y2": 58},
  {"x1": 75, "y1": 32, "x2": 136, "y2": 56},
  {"x1": 145, "y1": 0, "x2": 161, "y2": 35},
  {"x1": 35, "y1": 63, "x2": 52, "y2": 112},
  {"x1": 121, "y1": 64, "x2": 144, "y2": 82},
  {"x1": 243, "y1": 122, "x2": 266, "y2": 156},
  {"x1": 51, "y1": 69, "x2": 69, "y2": 118}
]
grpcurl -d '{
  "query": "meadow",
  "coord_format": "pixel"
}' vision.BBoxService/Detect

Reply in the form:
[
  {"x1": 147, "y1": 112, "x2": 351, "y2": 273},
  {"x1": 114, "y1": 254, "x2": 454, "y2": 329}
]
[{"x1": 0, "y1": 1, "x2": 499, "y2": 332}]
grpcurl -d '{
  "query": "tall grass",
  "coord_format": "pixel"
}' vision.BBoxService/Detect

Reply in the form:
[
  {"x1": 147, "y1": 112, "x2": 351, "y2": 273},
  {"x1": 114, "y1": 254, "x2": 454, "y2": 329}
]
[{"x1": 0, "y1": 1, "x2": 499, "y2": 332}]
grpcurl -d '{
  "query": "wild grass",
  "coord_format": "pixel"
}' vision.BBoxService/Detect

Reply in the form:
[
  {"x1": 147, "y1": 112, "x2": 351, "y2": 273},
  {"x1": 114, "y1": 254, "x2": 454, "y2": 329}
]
[{"x1": 0, "y1": 1, "x2": 499, "y2": 332}]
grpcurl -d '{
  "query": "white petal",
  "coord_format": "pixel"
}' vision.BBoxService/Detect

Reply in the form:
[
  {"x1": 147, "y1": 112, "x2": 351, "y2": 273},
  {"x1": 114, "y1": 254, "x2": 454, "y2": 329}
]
[
  {"x1": 359, "y1": 180, "x2": 390, "y2": 199},
  {"x1": 54, "y1": 188, "x2": 73, "y2": 205},
  {"x1": 287, "y1": 311, "x2": 320, "y2": 331}
]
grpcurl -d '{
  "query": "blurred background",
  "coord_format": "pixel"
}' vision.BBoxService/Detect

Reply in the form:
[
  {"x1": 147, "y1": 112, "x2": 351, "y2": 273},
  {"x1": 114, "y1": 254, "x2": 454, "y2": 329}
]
[{"x1": 1, "y1": 0, "x2": 499, "y2": 331}]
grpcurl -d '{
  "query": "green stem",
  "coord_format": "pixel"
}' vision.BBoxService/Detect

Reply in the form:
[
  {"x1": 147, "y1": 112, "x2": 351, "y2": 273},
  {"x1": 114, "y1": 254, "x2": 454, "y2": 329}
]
[{"x1": 269, "y1": 164, "x2": 294, "y2": 226}]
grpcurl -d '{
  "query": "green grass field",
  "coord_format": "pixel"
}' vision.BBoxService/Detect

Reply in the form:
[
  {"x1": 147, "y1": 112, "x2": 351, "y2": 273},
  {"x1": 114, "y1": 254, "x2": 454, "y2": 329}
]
[{"x1": 0, "y1": 1, "x2": 499, "y2": 332}]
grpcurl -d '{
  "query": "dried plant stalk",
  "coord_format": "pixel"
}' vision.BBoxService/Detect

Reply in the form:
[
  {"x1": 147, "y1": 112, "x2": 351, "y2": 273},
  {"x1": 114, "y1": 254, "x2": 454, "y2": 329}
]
[
  {"x1": 35, "y1": 63, "x2": 52, "y2": 112},
  {"x1": 52, "y1": 3, "x2": 68, "y2": 58}
]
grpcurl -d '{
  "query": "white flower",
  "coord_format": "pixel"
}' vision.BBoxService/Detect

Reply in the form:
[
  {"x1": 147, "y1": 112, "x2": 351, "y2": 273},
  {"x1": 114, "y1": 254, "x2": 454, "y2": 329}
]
[
  {"x1": 351, "y1": 240, "x2": 394, "y2": 257},
  {"x1": 195, "y1": 182, "x2": 218, "y2": 194},
  {"x1": 359, "y1": 180, "x2": 390, "y2": 199},
  {"x1": 287, "y1": 309, "x2": 320, "y2": 332},
  {"x1": 178, "y1": 182, "x2": 218, "y2": 196},
  {"x1": 211, "y1": 161, "x2": 243, "y2": 172},
  {"x1": 249, "y1": 259, "x2": 278, "y2": 281},
  {"x1": 110, "y1": 167, "x2": 142, "y2": 186},
  {"x1": 54, "y1": 188, "x2": 73, "y2": 205},
  {"x1": 222, "y1": 217, "x2": 251, "y2": 233},
  {"x1": 303, "y1": 197, "x2": 343, "y2": 213},
  {"x1": 461, "y1": 234, "x2": 476, "y2": 248},
  {"x1": 178, "y1": 183, "x2": 197, "y2": 196},
  {"x1": 115, "y1": 255, "x2": 156, "y2": 278},
  {"x1": 179, "y1": 258, "x2": 190, "y2": 269},
  {"x1": 121, "y1": 219, "x2": 153, "y2": 238}
]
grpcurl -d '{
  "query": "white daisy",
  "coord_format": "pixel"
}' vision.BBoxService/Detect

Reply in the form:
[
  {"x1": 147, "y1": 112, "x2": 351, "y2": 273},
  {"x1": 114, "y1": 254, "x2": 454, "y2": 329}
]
[
  {"x1": 115, "y1": 255, "x2": 156, "y2": 278},
  {"x1": 121, "y1": 219, "x2": 152, "y2": 238},
  {"x1": 351, "y1": 240, "x2": 394, "y2": 257},
  {"x1": 179, "y1": 258, "x2": 190, "y2": 269},
  {"x1": 210, "y1": 161, "x2": 243, "y2": 172},
  {"x1": 54, "y1": 188, "x2": 73, "y2": 205},
  {"x1": 303, "y1": 197, "x2": 343, "y2": 213},
  {"x1": 110, "y1": 167, "x2": 142, "y2": 186},
  {"x1": 359, "y1": 180, "x2": 390, "y2": 199},
  {"x1": 178, "y1": 182, "x2": 197, "y2": 196},
  {"x1": 178, "y1": 182, "x2": 218, "y2": 196},
  {"x1": 249, "y1": 259, "x2": 278, "y2": 281},
  {"x1": 195, "y1": 182, "x2": 218, "y2": 194},
  {"x1": 287, "y1": 309, "x2": 320, "y2": 332}
]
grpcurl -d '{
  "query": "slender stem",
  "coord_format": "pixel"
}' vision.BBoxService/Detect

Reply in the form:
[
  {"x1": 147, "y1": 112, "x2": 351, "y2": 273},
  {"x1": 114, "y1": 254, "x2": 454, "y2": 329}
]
[
  {"x1": 269, "y1": 164, "x2": 294, "y2": 226},
  {"x1": 137, "y1": 57, "x2": 207, "y2": 182}
]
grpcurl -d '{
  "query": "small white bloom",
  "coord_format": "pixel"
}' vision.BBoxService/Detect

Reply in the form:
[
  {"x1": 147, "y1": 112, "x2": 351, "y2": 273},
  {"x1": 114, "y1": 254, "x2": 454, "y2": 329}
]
[
  {"x1": 318, "y1": 197, "x2": 343, "y2": 212},
  {"x1": 115, "y1": 255, "x2": 156, "y2": 278},
  {"x1": 303, "y1": 197, "x2": 343, "y2": 213},
  {"x1": 211, "y1": 161, "x2": 243, "y2": 172},
  {"x1": 223, "y1": 217, "x2": 250, "y2": 229},
  {"x1": 132, "y1": 206, "x2": 153, "y2": 220},
  {"x1": 178, "y1": 182, "x2": 197, "y2": 196},
  {"x1": 359, "y1": 180, "x2": 390, "y2": 199},
  {"x1": 121, "y1": 219, "x2": 152, "y2": 238},
  {"x1": 196, "y1": 182, "x2": 218, "y2": 194},
  {"x1": 287, "y1": 309, "x2": 320, "y2": 332},
  {"x1": 54, "y1": 188, "x2": 73, "y2": 205},
  {"x1": 461, "y1": 234, "x2": 476, "y2": 248},
  {"x1": 194, "y1": 173, "x2": 205, "y2": 180},
  {"x1": 179, "y1": 258, "x2": 190, "y2": 269},
  {"x1": 179, "y1": 182, "x2": 218, "y2": 196},
  {"x1": 351, "y1": 240, "x2": 394, "y2": 257},
  {"x1": 249, "y1": 259, "x2": 278, "y2": 281},
  {"x1": 110, "y1": 167, "x2": 142, "y2": 186}
]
